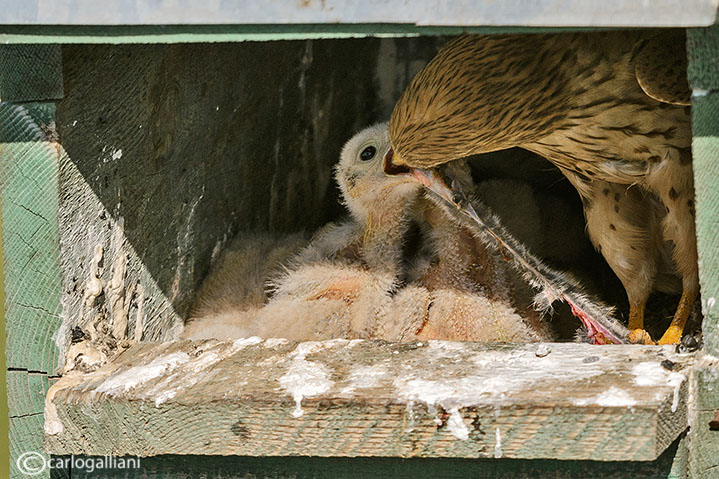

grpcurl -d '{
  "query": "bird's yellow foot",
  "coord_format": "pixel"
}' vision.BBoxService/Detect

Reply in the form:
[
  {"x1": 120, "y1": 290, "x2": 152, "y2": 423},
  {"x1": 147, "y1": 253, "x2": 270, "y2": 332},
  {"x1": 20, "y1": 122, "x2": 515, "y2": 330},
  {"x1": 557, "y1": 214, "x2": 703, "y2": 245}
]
[
  {"x1": 657, "y1": 289, "x2": 697, "y2": 345},
  {"x1": 629, "y1": 329, "x2": 655, "y2": 345},
  {"x1": 657, "y1": 325, "x2": 683, "y2": 345}
]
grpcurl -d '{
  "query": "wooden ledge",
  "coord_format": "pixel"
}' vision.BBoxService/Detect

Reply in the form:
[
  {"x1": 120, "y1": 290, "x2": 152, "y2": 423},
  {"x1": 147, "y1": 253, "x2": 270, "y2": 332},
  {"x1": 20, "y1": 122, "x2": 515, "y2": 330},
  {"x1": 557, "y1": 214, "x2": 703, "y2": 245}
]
[{"x1": 44, "y1": 339, "x2": 694, "y2": 461}]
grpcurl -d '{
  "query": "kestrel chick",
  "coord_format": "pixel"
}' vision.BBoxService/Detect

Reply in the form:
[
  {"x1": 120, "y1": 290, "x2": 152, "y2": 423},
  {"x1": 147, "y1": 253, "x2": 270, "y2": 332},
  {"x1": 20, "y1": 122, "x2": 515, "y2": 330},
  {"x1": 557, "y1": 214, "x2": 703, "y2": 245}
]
[
  {"x1": 184, "y1": 124, "x2": 551, "y2": 342},
  {"x1": 387, "y1": 31, "x2": 694, "y2": 345}
]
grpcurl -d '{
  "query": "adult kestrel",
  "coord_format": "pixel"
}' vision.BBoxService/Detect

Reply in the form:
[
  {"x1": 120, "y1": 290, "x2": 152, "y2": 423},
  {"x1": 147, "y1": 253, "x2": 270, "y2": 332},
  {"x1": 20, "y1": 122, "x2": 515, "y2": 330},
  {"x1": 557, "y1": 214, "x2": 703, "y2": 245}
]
[{"x1": 385, "y1": 31, "x2": 695, "y2": 345}]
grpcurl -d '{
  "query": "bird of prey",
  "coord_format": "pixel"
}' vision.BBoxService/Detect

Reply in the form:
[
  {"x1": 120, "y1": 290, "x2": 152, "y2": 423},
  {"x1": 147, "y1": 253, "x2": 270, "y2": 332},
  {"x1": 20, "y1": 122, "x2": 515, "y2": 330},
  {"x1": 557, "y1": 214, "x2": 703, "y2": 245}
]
[{"x1": 385, "y1": 31, "x2": 694, "y2": 345}]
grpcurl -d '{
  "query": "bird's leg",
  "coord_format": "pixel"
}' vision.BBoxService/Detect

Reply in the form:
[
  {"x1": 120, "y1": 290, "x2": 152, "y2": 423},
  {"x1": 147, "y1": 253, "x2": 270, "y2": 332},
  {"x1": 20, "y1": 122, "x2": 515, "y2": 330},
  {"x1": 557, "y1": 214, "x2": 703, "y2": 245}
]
[
  {"x1": 627, "y1": 301, "x2": 653, "y2": 345},
  {"x1": 659, "y1": 288, "x2": 697, "y2": 345},
  {"x1": 567, "y1": 174, "x2": 661, "y2": 344},
  {"x1": 646, "y1": 151, "x2": 699, "y2": 345}
]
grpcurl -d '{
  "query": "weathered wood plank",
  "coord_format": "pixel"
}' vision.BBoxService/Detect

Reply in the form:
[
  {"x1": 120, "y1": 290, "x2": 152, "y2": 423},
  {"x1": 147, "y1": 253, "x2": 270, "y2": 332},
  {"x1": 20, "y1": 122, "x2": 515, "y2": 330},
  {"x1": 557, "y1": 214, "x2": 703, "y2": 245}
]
[
  {"x1": 0, "y1": 44, "x2": 63, "y2": 102},
  {"x1": 69, "y1": 440, "x2": 685, "y2": 479},
  {"x1": 6, "y1": 371, "x2": 51, "y2": 418},
  {"x1": 0, "y1": 25, "x2": 623, "y2": 45},
  {"x1": 0, "y1": 213, "x2": 9, "y2": 478},
  {"x1": 688, "y1": 355, "x2": 719, "y2": 479},
  {"x1": 0, "y1": 101, "x2": 63, "y2": 373},
  {"x1": 0, "y1": 102, "x2": 65, "y2": 479},
  {"x1": 686, "y1": 24, "x2": 719, "y2": 479},
  {"x1": 688, "y1": 26, "x2": 719, "y2": 356},
  {"x1": 45, "y1": 340, "x2": 693, "y2": 461},
  {"x1": 52, "y1": 38, "x2": 442, "y2": 369},
  {"x1": 2, "y1": 1, "x2": 717, "y2": 27}
]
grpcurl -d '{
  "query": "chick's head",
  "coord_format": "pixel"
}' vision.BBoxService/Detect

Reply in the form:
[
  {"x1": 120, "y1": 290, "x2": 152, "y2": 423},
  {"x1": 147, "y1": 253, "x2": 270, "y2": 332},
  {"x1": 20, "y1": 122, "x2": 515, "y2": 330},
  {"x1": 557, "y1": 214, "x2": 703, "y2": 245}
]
[{"x1": 335, "y1": 122, "x2": 422, "y2": 222}]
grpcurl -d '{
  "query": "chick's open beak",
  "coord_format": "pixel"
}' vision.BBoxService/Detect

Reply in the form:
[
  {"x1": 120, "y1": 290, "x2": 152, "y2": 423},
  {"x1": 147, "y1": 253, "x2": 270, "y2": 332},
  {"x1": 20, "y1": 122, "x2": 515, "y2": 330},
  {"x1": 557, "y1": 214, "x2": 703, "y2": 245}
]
[{"x1": 382, "y1": 148, "x2": 411, "y2": 176}]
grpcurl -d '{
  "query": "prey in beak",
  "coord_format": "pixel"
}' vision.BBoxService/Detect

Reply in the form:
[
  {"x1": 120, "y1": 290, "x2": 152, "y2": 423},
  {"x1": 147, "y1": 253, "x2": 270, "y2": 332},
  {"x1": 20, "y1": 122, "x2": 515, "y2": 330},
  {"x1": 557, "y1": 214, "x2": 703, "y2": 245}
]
[{"x1": 384, "y1": 149, "x2": 629, "y2": 345}]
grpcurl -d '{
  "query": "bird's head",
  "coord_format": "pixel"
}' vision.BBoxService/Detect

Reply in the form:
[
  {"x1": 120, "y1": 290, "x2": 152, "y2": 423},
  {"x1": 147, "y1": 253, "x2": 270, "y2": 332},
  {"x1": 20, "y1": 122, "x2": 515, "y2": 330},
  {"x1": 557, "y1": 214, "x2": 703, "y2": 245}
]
[
  {"x1": 335, "y1": 122, "x2": 423, "y2": 222},
  {"x1": 386, "y1": 34, "x2": 568, "y2": 171}
]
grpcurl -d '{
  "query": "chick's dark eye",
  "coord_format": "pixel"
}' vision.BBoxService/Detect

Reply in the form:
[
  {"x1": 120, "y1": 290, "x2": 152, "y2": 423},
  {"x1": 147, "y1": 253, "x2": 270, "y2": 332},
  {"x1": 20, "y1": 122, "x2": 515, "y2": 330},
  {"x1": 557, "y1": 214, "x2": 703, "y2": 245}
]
[{"x1": 359, "y1": 146, "x2": 376, "y2": 161}]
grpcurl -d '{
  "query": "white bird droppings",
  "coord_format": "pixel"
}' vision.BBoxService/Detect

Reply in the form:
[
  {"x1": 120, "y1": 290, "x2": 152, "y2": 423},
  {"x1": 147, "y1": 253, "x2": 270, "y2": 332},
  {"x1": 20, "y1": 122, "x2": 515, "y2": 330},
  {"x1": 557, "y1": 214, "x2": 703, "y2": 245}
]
[
  {"x1": 573, "y1": 386, "x2": 637, "y2": 407},
  {"x1": 633, "y1": 362, "x2": 686, "y2": 412},
  {"x1": 447, "y1": 407, "x2": 469, "y2": 440},
  {"x1": 96, "y1": 352, "x2": 189, "y2": 395},
  {"x1": 707, "y1": 297, "x2": 716, "y2": 312},
  {"x1": 494, "y1": 428, "x2": 502, "y2": 458},
  {"x1": 535, "y1": 344, "x2": 551, "y2": 357},
  {"x1": 279, "y1": 342, "x2": 333, "y2": 418}
]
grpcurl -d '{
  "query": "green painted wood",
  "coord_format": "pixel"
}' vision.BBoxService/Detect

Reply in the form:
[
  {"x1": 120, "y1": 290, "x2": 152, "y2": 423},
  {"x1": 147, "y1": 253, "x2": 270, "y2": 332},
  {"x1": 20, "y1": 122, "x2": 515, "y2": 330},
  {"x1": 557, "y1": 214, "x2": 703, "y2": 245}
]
[
  {"x1": 689, "y1": 362, "x2": 719, "y2": 479},
  {"x1": 0, "y1": 45, "x2": 63, "y2": 102},
  {"x1": 1, "y1": 44, "x2": 65, "y2": 476},
  {"x1": 0, "y1": 101, "x2": 64, "y2": 479},
  {"x1": 687, "y1": 25, "x2": 719, "y2": 90},
  {"x1": 69, "y1": 439, "x2": 683, "y2": 479},
  {"x1": 0, "y1": 24, "x2": 615, "y2": 44},
  {"x1": 7, "y1": 375, "x2": 61, "y2": 479},
  {"x1": 0, "y1": 212, "x2": 9, "y2": 479},
  {"x1": 46, "y1": 340, "x2": 691, "y2": 462},
  {"x1": 0, "y1": 102, "x2": 62, "y2": 373},
  {"x1": 686, "y1": 26, "x2": 719, "y2": 479},
  {"x1": 6, "y1": 371, "x2": 50, "y2": 418},
  {"x1": 50, "y1": 39, "x2": 408, "y2": 364},
  {"x1": 687, "y1": 26, "x2": 719, "y2": 357}
]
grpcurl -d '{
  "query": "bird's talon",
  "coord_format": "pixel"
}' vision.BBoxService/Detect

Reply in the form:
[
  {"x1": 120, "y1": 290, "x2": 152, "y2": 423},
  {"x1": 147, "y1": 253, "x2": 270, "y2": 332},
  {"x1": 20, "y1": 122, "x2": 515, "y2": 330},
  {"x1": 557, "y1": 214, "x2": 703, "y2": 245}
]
[{"x1": 629, "y1": 329, "x2": 655, "y2": 345}]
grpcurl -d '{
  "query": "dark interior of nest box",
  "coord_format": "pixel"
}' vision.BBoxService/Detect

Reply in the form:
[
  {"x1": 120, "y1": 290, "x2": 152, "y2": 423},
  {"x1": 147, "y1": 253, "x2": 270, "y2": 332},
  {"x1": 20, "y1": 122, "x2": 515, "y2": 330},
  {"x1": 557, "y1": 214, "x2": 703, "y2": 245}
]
[{"x1": 53, "y1": 36, "x2": 689, "y2": 367}]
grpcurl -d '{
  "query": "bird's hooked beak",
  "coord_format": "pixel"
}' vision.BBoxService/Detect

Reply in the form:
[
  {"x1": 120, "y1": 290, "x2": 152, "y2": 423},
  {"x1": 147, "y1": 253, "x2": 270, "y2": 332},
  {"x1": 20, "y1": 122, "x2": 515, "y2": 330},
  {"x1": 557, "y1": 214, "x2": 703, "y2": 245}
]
[{"x1": 383, "y1": 148, "x2": 475, "y2": 214}]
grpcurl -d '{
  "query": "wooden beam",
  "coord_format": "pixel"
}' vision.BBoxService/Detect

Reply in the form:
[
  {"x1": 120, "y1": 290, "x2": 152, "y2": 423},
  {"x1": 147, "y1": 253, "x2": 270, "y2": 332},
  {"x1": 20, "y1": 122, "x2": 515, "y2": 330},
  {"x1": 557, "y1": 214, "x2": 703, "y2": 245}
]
[
  {"x1": 45, "y1": 340, "x2": 693, "y2": 461},
  {"x1": 1, "y1": 43, "x2": 66, "y2": 479},
  {"x1": 0, "y1": 25, "x2": 627, "y2": 45},
  {"x1": 686, "y1": 25, "x2": 719, "y2": 479},
  {"x1": 688, "y1": 25, "x2": 719, "y2": 357},
  {"x1": 0, "y1": 45, "x2": 62, "y2": 102},
  {"x1": 1, "y1": 1, "x2": 717, "y2": 27},
  {"x1": 78, "y1": 441, "x2": 685, "y2": 479}
]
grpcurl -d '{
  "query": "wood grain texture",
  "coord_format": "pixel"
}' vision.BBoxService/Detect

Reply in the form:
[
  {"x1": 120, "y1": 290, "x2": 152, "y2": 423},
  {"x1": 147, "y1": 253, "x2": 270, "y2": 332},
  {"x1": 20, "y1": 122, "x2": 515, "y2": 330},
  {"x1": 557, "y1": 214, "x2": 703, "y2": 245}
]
[
  {"x1": 0, "y1": 25, "x2": 622, "y2": 45},
  {"x1": 688, "y1": 356, "x2": 719, "y2": 479},
  {"x1": 45, "y1": 340, "x2": 693, "y2": 461},
  {"x1": 51, "y1": 38, "x2": 447, "y2": 367},
  {"x1": 0, "y1": 102, "x2": 65, "y2": 479},
  {"x1": 687, "y1": 27, "x2": 719, "y2": 356},
  {"x1": 687, "y1": 25, "x2": 719, "y2": 91},
  {"x1": 0, "y1": 101, "x2": 63, "y2": 373},
  {"x1": 68, "y1": 441, "x2": 685, "y2": 479},
  {"x1": 0, "y1": 44, "x2": 63, "y2": 102}
]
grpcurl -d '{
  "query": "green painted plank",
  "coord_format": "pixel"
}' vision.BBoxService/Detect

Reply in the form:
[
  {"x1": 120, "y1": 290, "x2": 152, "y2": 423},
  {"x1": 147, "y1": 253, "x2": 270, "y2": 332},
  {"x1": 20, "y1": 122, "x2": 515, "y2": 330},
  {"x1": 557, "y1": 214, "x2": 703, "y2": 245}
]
[
  {"x1": 9, "y1": 415, "x2": 46, "y2": 478},
  {"x1": 0, "y1": 102, "x2": 62, "y2": 373},
  {"x1": 69, "y1": 439, "x2": 683, "y2": 479},
  {"x1": 688, "y1": 25, "x2": 719, "y2": 90},
  {"x1": 687, "y1": 37, "x2": 719, "y2": 356},
  {"x1": 689, "y1": 364, "x2": 719, "y2": 479},
  {"x1": 0, "y1": 208, "x2": 9, "y2": 479},
  {"x1": 0, "y1": 24, "x2": 616, "y2": 44},
  {"x1": 6, "y1": 371, "x2": 50, "y2": 418},
  {"x1": 1, "y1": 101, "x2": 64, "y2": 479},
  {"x1": 0, "y1": 45, "x2": 63, "y2": 102}
]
